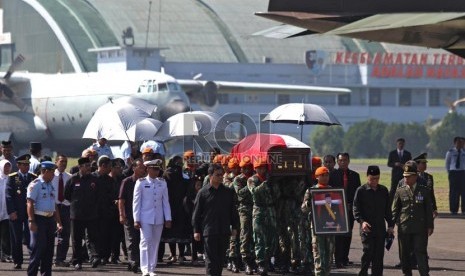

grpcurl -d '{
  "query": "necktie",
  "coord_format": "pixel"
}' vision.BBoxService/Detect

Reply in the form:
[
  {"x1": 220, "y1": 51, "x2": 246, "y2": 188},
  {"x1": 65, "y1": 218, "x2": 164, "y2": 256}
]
[
  {"x1": 398, "y1": 151, "x2": 402, "y2": 160},
  {"x1": 456, "y1": 149, "x2": 461, "y2": 169},
  {"x1": 343, "y1": 170, "x2": 348, "y2": 189},
  {"x1": 58, "y1": 173, "x2": 64, "y2": 202}
]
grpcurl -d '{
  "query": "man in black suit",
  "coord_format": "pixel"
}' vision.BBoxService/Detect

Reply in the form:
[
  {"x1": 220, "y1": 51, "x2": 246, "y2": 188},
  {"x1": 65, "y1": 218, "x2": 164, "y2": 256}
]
[
  {"x1": 387, "y1": 138, "x2": 412, "y2": 203},
  {"x1": 329, "y1": 152, "x2": 361, "y2": 268}
]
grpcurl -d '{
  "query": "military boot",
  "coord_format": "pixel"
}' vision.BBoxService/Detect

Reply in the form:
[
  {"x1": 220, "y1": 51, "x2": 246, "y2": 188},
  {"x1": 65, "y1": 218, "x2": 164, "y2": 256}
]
[
  {"x1": 228, "y1": 257, "x2": 238, "y2": 273},
  {"x1": 245, "y1": 264, "x2": 254, "y2": 275},
  {"x1": 290, "y1": 259, "x2": 301, "y2": 274}
]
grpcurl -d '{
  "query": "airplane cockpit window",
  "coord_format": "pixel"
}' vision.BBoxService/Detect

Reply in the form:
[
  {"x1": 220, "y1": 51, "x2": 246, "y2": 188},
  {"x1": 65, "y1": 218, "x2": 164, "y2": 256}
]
[
  {"x1": 168, "y1": 82, "x2": 181, "y2": 92},
  {"x1": 158, "y1": 82, "x2": 168, "y2": 92}
]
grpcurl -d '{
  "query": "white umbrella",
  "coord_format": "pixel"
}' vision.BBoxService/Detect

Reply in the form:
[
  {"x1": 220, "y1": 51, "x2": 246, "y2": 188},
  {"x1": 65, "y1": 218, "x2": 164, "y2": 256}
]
[
  {"x1": 124, "y1": 118, "x2": 163, "y2": 141},
  {"x1": 82, "y1": 97, "x2": 156, "y2": 140},
  {"x1": 155, "y1": 111, "x2": 227, "y2": 141},
  {"x1": 263, "y1": 103, "x2": 341, "y2": 140}
]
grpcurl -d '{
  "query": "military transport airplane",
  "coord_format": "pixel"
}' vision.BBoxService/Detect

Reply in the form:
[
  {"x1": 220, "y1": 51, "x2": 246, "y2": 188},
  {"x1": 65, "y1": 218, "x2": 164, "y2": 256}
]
[
  {"x1": 0, "y1": 56, "x2": 349, "y2": 153},
  {"x1": 255, "y1": 0, "x2": 465, "y2": 58}
]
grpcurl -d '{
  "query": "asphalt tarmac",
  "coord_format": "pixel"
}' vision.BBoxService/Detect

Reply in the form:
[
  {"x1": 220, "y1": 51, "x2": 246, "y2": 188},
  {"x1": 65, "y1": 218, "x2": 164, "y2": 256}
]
[{"x1": 0, "y1": 214, "x2": 464, "y2": 275}]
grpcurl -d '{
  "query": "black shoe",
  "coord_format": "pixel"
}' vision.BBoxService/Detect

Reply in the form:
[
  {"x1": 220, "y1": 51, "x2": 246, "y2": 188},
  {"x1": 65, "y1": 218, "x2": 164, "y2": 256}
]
[
  {"x1": 110, "y1": 258, "x2": 120, "y2": 264},
  {"x1": 91, "y1": 258, "x2": 100, "y2": 268},
  {"x1": 132, "y1": 264, "x2": 140, "y2": 273},
  {"x1": 343, "y1": 261, "x2": 353, "y2": 266},
  {"x1": 395, "y1": 262, "x2": 402, "y2": 268},
  {"x1": 268, "y1": 262, "x2": 275, "y2": 272},
  {"x1": 54, "y1": 260, "x2": 70, "y2": 267},
  {"x1": 336, "y1": 263, "x2": 344, "y2": 268},
  {"x1": 245, "y1": 264, "x2": 254, "y2": 275},
  {"x1": 13, "y1": 263, "x2": 21, "y2": 269},
  {"x1": 74, "y1": 263, "x2": 82, "y2": 270}
]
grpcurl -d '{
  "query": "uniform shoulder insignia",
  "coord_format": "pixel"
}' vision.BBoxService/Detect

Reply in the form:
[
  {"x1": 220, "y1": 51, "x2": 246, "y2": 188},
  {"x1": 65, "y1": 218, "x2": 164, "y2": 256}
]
[
  {"x1": 138, "y1": 177, "x2": 146, "y2": 181},
  {"x1": 30, "y1": 173, "x2": 37, "y2": 177},
  {"x1": 8, "y1": 172, "x2": 18, "y2": 177},
  {"x1": 31, "y1": 178, "x2": 40, "y2": 183}
]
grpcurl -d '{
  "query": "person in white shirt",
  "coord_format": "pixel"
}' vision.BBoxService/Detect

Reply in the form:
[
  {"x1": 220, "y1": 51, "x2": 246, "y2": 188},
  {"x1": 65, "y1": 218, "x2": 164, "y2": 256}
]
[
  {"x1": 51, "y1": 155, "x2": 72, "y2": 267},
  {"x1": 91, "y1": 138, "x2": 114, "y2": 159},
  {"x1": 28, "y1": 142, "x2": 42, "y2": 174},
  {"x1": 0, "y1": 160, "x2": 12, "y2": 261},
  {"x1": 133, "y1": 159, "x2": 171, "y2": 276}
]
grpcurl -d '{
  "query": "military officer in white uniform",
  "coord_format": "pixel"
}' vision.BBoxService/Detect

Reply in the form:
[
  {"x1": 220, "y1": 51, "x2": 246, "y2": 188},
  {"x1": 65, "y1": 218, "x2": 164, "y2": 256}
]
[{"x1": 133, "y1": 159, "x2": 171, "y2": 276}]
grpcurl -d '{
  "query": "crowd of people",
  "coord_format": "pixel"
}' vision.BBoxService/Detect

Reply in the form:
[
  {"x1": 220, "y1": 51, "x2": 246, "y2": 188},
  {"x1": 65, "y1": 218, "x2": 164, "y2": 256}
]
[{"x1": 0, "y1": 136, "x2": 442, "y2": 276}]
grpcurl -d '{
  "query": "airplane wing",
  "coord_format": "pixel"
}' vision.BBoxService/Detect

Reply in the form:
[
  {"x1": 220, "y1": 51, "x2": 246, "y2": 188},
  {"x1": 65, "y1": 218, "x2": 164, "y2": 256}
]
[
  {"x1": 178, "y1": 79, "x2": 350, "y2": 110},
  {"x1": 327, "y1": 13, "x2": 465, "y2": 35},
  {"x1": 255, "y1": 10, "x2": 465, "y2": 57},
  {"x1": 178, "y1": 79, "x2": 350, "y2": 95}
]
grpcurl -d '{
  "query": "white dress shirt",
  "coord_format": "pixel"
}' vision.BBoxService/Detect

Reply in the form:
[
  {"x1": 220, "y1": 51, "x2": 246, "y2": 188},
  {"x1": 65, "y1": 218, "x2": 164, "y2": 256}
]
[{"x1": 52, "y1": 169, "x2": 72, "y2": 206}]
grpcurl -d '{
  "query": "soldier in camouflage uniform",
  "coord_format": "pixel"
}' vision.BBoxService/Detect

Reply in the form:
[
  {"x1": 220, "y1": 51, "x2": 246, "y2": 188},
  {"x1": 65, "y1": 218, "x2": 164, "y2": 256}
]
[
  {"x1": 299, "y1": 157, "x2": 322, "y2": 273},
  {"x1": 224, "y1": 157, "x2": 240, "y2": 188},
  {"x1": 226, "y1": 157, "x2": 242, "y2": 273},
  {"x1": 276, "y1": 176, "x2": 306, "y2": 273},
  {"x1": 302, "y1": 166, "x2": 335, "y2": 276},
  {"x1": 392, "y1": 162, "x2": 434, "y2": 276},
  {"x1": 235, "y1": 158, "x2": 256, "y2": 275},
  {"x1": 248, "y1": 158, "x2": 279, "y2": 276}
]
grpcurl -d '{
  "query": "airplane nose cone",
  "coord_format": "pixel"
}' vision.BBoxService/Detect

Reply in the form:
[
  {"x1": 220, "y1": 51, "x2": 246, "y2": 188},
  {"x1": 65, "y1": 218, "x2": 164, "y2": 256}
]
[{"x1": 159, "y1": 100, "x2": 190, "y2": 121}]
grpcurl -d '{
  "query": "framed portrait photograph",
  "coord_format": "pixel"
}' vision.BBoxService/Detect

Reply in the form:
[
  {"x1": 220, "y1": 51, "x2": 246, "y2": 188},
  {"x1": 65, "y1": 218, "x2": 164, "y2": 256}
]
[{"x1": 310, "y1": 188, "x2": 349, "y2": 235}]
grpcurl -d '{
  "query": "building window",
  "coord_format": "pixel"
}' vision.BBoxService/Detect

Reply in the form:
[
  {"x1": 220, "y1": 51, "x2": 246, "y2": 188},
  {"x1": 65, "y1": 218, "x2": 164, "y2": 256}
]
[
  {"x1": 277, "y1": 94, "x2": 290, "y2": 105},
  {"x1": 369, "y1": 88, "x2": 381, "y2": 106},
  {"x1": 218, "y1": 94, "x2": 229, "y2": 104},
  {"x1": 429, "y1": 89, "x2": 440, "y2": 106},
  {"x1": 338, "y1": 94, "x2": 350, "y2": 106},
  {"x1": 247, "y1": 94, "x2": 258, "y2": 103},
  {"x1": 399, "y1": 89, "x2": 412, "y2": 106}
]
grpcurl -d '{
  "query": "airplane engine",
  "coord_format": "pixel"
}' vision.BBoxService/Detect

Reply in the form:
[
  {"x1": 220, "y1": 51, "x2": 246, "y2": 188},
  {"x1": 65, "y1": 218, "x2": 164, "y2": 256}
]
[
  {"x1": 186, "y1": 81, "x2": 219, "y2": 110},
  {"x1": 0, "y1": 112, "x2": 48, "y2": 143}
]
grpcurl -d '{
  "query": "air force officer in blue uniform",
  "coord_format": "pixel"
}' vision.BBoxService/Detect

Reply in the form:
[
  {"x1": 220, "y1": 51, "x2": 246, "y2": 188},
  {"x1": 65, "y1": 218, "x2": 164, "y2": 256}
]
[
  {"x1": 133, "y1": 159, "x2": 171, "y2": 276},
  {"x1": 26, "y1": 161, "x2": 62, "y2": 276}
]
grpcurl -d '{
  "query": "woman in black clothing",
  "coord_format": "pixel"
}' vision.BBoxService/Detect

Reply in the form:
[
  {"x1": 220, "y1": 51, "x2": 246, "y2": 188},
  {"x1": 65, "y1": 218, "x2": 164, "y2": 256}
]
[{"x1": 162, "y1": 156, "x2": 191, "y2": 264}]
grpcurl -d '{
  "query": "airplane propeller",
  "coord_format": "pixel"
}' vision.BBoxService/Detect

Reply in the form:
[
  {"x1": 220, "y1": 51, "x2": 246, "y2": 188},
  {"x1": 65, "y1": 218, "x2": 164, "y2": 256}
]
[{"x1": 0, "y1": 54, "x2": 27, "y2": 111}]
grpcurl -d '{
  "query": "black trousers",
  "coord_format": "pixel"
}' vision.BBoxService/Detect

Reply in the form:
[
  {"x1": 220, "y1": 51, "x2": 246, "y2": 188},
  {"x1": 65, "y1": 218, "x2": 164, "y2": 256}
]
[
  {"x1": 55, "y1": 205, "x2": 70, "y2": 262},
  {"x1": 359, "y1": 234, "x2": 385, "y2": 276},
  {"x1": 204, "y1": 234, "x2": 229, "y2": 276},
  {"x1": 71, "y1": 219, "x2": 99, "y2": 265},
  {"x1": 9, "y1": 217, "x2": 29, "y2": 265},
  {"x1": 399, "y1": 231, "x2": 429, "y2": 276},
  {"x1": 124, "y1": 218, "x2": 140, "y2": 265},
  {"x1": 448, "y1": 170, "x2": 465, "y2": 213},
  {"x1": 335, "y1": 213, "x2": 354, "y2": 264},
  {"x1": 27, "y1": 215, "x2": 55, "y2": 276}
]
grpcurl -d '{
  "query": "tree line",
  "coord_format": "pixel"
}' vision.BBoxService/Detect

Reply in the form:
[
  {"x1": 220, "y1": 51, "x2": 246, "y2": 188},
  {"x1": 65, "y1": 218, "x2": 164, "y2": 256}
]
[{"x1": 310, "y1": 113, "x2": 465, "y2": 158}]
